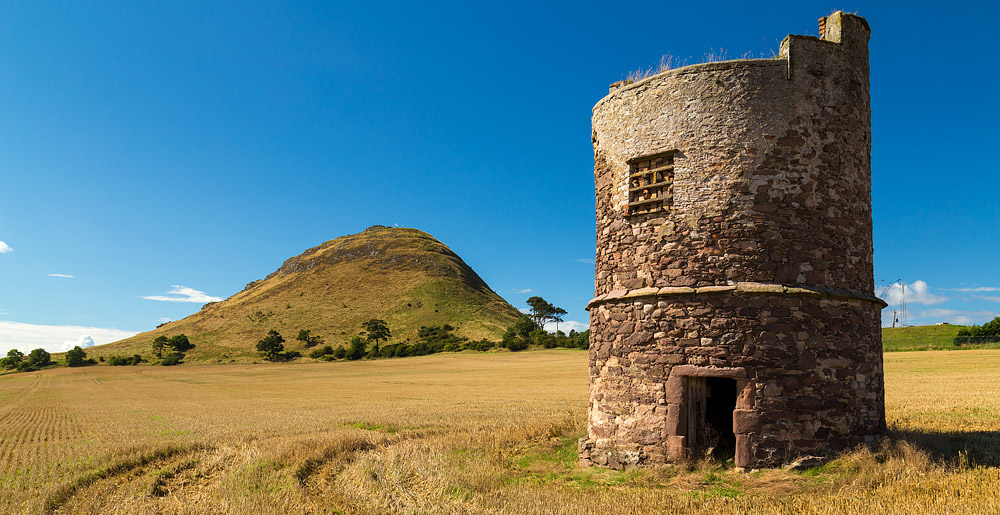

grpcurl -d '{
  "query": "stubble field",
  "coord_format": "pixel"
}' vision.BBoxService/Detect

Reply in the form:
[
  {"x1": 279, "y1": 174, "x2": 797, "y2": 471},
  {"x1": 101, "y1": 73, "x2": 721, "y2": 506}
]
[{"x1": 1, "y1": 349, "x2": 999, "y2": 514}]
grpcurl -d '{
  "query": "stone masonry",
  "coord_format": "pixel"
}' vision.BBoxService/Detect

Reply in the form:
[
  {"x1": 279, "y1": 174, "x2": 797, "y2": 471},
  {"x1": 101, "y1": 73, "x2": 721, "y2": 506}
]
[{"x1": 580, "y1": 12, "x2": 886, "y2": 470}]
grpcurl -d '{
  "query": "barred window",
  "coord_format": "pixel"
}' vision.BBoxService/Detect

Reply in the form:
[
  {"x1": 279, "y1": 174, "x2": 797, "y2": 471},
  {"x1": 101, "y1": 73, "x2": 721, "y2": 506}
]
[{"x1": 626, "y1": 150, "x2": 675, "y2": 217}]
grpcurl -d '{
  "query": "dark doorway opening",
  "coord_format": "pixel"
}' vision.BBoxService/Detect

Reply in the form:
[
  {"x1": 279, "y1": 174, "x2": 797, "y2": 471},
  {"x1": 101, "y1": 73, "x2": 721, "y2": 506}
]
[{"x1": 687, "y1": 377, "x2": 738, "y2": 460}]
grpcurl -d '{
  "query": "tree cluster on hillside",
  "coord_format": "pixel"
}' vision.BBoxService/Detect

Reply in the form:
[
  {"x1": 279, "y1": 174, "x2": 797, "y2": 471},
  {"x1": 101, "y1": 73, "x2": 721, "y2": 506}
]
[
  {"x1": 955, "y1": 317, "x2": 1000, "y2": 345},
  {"x1": 301, "y1": 296, "x2": 589, "y2": 362},
  {"x1": 153, "y1": 334, "x2": 196, "y2": 366},
  {"x1": 369, "y1": 324, "x2": 495, "y2": 359},
  {"x1": 1, "y1": 348, "x2": 54, "y2": 373}
]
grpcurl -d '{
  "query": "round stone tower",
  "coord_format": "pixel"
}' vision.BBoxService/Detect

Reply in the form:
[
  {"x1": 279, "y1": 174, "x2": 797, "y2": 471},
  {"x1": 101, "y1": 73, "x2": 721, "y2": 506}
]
[{"x1": 580, "y1": 12, "x2": 885, "y2": 470}]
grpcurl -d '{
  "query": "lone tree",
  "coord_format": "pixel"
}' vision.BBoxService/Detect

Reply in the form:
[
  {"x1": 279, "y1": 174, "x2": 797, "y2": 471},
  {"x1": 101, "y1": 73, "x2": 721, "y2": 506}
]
[
  {"x1": 256, "y1": 330, "x2": 285, "y2": 361},
  {"x1": 296, "y1": 329, "x2": 323, "y2": 348},
  {"x1": 152, "y1": 336, "x2": 169, "y2": 358},
  {"x1": 361, "y1": 319, "x2": 391, "y2": 352}
]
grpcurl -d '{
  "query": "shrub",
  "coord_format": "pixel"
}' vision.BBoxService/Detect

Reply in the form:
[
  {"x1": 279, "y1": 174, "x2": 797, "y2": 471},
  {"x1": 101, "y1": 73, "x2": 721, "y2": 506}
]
[
  {"x1": 346, "y1": 336, "x2": 367, "y2": 360},
  {"x1": 65, "y1": 346, "x2": 90, "y2": 367},
  {"x1": 506, "y1": 338, "x2": 528, "y2": 352},
  {"x1": 160, "y1": 354, "x2": 182, "y2": 366},
  {"x1": 108, "y1": 354, "x2": 143, "y2": 366},
  {"x1": 169, "y1": 334, "x2": 195, "y2": 353},
  {"x1": 333, "y1": 347, "x2": 347, "y2": 360},
  {"x1": 310, "y1": 345, "x2": 335, "y2": 359}
]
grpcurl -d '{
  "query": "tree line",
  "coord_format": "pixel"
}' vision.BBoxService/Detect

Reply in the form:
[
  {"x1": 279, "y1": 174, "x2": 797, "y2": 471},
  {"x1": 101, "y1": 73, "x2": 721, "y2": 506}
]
[
  {"x1": 954, "y1": 316, "x2": 1000, "y2": 345},
  {"x1": 255, "y1": 296, "x2": 588, "y2": 363}
]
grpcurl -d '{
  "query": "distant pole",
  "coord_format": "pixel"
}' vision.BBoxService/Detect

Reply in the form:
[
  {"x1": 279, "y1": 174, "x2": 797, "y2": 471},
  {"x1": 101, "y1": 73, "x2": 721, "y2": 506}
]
[{"x1": 900, "y1": 282, "x2": 907, "y2": 327}]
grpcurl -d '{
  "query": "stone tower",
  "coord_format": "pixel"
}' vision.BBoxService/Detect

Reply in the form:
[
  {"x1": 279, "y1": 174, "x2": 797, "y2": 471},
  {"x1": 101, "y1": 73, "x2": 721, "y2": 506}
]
[{"x1": 580, "y1": 12, "x2": 885, "y2": 470}]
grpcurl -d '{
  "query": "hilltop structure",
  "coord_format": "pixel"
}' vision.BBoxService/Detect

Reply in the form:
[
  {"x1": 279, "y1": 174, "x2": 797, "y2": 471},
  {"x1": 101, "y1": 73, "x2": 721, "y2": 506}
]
[{"x1": 580, "y1": 12, "x2": 885, "y2": 469}]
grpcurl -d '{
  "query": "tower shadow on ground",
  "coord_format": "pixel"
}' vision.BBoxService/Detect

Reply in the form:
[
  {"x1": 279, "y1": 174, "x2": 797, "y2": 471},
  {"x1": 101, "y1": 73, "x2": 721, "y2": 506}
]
[{"x1": 889, "y1": 427, "x2": 1000, "y2": 467}]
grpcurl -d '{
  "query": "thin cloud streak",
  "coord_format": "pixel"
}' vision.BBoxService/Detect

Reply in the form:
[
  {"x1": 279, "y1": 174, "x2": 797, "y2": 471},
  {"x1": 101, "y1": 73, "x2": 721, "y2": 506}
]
[
  {"x1": 141, "y1": 285, "x2": 222, "y2": 303},
  {"x1": 47, "y1": 273, "x2": 75, "y2": 278},
  {"x1": 0, "y1": 241, "x2": 11, "y2": 253}
]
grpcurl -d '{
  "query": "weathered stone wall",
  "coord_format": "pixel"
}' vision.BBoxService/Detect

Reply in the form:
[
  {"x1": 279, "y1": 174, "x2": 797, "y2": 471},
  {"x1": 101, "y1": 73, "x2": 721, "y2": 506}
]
[{"x1": 583, "y1": 12, "x2": 885, "y2": 469}]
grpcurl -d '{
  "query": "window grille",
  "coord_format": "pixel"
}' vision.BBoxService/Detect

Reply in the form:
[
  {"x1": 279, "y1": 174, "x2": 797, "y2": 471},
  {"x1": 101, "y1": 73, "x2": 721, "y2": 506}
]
[{"x1": 626, "y1": 150, "x2": 675, "y2": 217}]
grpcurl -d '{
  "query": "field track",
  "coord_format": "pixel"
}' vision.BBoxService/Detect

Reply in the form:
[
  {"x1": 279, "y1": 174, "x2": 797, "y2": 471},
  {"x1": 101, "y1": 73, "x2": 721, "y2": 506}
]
[{"x1": 1, "y1": 349, "x2": 999, "y2": 514}]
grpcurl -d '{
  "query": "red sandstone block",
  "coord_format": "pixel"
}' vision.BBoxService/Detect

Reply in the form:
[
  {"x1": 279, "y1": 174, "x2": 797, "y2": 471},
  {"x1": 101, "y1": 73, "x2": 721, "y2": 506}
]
[
  {"x1": 733, "y1": 410, "x2": 762, "y2": 434},
  {"x1": 666, "y1": 404, "x2": 686, "y2": 434},
  {"x1": 667, "y1": 435, "x2": 687, "y2": 459}
]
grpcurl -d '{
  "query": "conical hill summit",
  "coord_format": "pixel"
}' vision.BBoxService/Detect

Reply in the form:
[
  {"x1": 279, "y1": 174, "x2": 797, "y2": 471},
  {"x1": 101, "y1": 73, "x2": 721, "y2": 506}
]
[{"x1": 91, "y1": 226, "x2": 522, "y2": 362}]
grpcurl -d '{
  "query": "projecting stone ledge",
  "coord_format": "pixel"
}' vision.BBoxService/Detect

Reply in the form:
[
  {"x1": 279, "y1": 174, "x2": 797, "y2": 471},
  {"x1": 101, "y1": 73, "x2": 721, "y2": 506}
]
[{"x1": 586, "y1": 282, "x2": 887, "y2": 310}]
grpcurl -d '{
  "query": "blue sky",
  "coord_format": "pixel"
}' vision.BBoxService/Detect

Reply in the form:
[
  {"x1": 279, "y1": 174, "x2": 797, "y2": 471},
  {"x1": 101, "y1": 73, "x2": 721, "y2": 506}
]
[{"x1": 1, "y1": 1, "x2": 997, "y2": 353}]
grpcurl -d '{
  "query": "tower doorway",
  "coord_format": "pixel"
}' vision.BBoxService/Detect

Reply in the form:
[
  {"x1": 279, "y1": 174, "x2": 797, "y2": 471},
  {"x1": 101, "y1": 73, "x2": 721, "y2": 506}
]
[{"x1": 686, "y1": 377, "x2": 738, "y2": 460}]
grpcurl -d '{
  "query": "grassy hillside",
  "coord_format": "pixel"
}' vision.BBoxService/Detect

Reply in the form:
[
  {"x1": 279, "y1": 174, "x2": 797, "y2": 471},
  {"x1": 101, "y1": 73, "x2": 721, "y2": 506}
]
[
  {"x1": 91, "y1": 226, "x2": 521, "y2": 362},
  {"x1": 881, "y1": 324, "x2": 994, "y2": 352},
  {"x1": 2, "y1": 349, "x2": 1000, "y2": 513}
]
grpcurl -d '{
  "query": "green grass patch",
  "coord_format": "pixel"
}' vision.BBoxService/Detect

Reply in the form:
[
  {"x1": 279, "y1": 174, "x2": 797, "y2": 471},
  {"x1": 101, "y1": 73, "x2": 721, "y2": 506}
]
[{"x1": 348, "y1": 421, "x2": 397, "y2": 433}]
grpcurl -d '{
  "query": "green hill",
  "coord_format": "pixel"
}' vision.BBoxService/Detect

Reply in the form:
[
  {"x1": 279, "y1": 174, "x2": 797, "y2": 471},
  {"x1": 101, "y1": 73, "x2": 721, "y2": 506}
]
[
  {"x1": 882, "y1": 324, "x2": 971, "y2": 352},
  {"x1": 91, "y1": 226, "x2": 522, "y2": 362}
]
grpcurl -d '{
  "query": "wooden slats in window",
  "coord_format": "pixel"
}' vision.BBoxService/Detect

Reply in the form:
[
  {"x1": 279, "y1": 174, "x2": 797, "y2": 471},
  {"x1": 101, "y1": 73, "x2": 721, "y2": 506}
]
[{"x1": 626, "y1": 151, "x2": 675, "y2": 217}]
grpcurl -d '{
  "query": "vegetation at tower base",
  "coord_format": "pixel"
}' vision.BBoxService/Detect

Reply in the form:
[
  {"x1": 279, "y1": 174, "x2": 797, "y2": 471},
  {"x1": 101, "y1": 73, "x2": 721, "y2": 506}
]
[{"x1": 87, "y1": 226, "x2": 522, "y2": 363}]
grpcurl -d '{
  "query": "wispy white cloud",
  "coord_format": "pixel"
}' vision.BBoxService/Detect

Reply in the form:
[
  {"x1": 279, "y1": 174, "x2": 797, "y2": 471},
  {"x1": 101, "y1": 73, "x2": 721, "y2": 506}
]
[
  {"x1": 157, "y1": 317, "x2": 172, "y2": 324},
  {"x1": 943, "y1": 286, "x2": 1000, "y2": 292},
  {"x1": 0, "y1": 321, "x2": 138, "y2": 354},
  {"x1": 47, "y1": 273, "x2": 75, "y2": 278},
  {"x1": 573, "y1": 258, "x2": 595, "y2": 265},
  {"x1": 906, "y1": 309, "x2": 999, "y2": 327},
  {"x1": 0, "y1": 309, "x2": 10, "y2": 316},
  {"x1": 0, "y1": 241, "x2": 12, "y2": 254},
  {"x1": 142, "y1": 285, "x2": 222, "y2": 303},
  {"x1": 543, "y1": 320, "x2": 589, "y2": 333},
  {"x1": 512, "y1": 288, "x2": 534, "y2": 294},
  {"x1": 973, "y1": 295, "x2": 1000, "y2": 303},
  {"x1": 882, "y1": 280, "x2": 948, "y2": 306}
]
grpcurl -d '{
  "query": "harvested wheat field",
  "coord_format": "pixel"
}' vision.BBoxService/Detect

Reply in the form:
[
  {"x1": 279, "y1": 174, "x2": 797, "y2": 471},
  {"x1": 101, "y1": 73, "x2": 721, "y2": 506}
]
[{"x1": 1, "y1": 349, "x2": 999, "y2": 514}]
